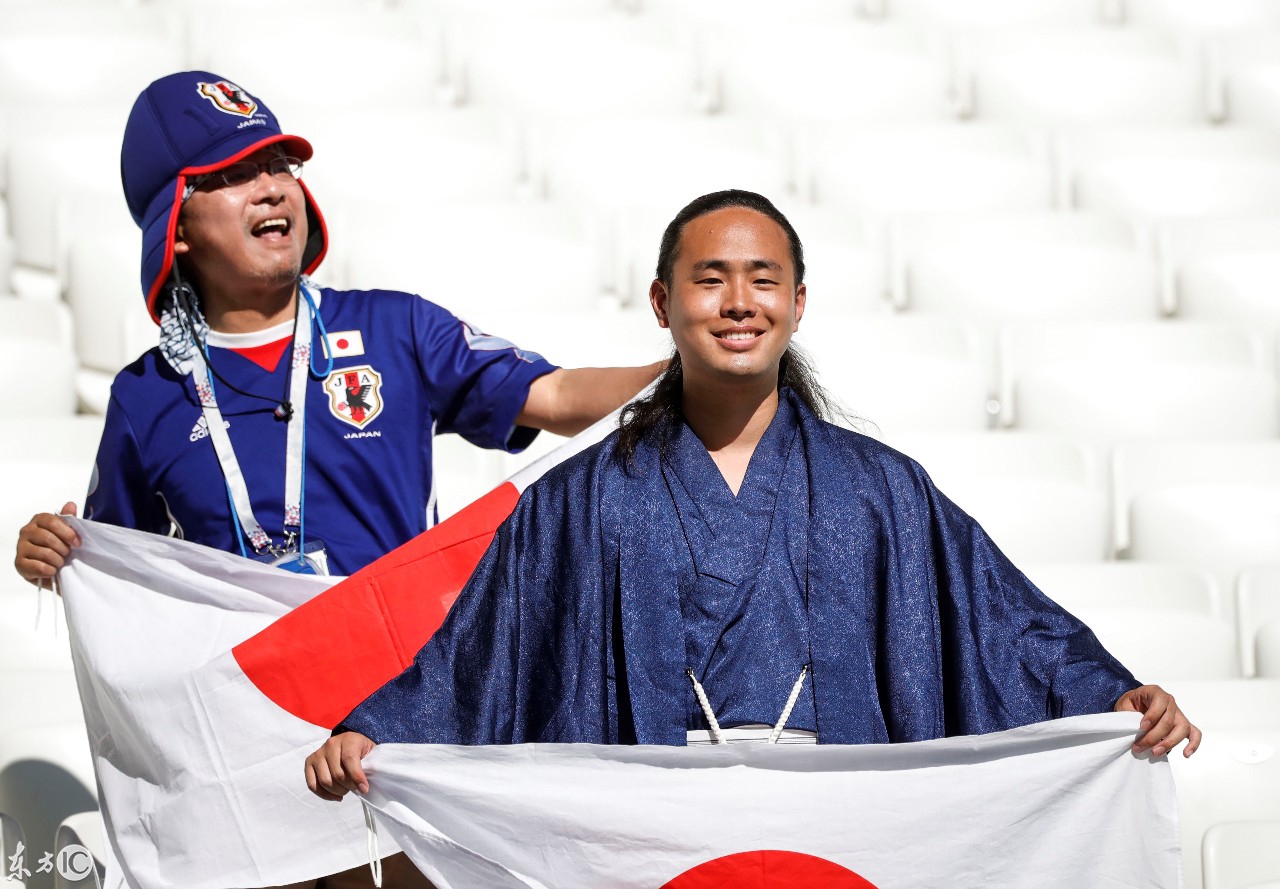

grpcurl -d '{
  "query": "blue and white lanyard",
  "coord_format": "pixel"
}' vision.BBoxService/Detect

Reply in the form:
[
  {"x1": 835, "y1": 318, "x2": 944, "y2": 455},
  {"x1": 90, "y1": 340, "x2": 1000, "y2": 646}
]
[{"x1": 190, "y1": 284, "x2": 330, "y2": 557}]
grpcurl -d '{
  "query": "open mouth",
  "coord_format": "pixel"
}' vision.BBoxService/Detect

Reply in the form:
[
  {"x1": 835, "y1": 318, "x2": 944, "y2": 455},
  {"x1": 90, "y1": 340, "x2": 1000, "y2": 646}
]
[{"x1": 251, "y1": 217, "x2": 290, "y2": 237}]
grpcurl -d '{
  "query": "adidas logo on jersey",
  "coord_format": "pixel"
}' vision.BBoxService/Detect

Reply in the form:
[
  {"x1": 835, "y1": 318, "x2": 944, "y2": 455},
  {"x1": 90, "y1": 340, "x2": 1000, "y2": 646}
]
[{"x1": 189, "y1": 416, "x2": 230, "y2": 442}]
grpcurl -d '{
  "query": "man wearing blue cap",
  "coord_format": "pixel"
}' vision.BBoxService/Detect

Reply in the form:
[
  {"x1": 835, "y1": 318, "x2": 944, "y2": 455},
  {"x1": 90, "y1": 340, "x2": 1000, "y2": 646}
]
[
  {"x1": 14, "y1": 70, "x2": 660, "y2": 887},
  {"x1": 16, "y1": 71, "x2": 659, "y2": 582}
]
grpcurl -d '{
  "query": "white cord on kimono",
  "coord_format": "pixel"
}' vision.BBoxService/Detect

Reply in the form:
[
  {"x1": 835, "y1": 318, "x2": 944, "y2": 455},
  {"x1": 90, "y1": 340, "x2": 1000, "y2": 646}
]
[
  {"x1": 767, "y1": 665, "x2": 810, "y2": 745},
  {"x1": 361, "y1": 799, "x2": 383, "y2": 888},
  {"x1": 686, "y1": 665, "x2": 810, "y2": 745},
  {"x1": 686, "y1": 668, "x2": 724, "y2": 744}
]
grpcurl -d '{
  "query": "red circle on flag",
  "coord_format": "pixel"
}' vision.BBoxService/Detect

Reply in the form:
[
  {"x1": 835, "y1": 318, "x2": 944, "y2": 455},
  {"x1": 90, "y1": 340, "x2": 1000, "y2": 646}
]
[
  {"x1": 659, "y1": 850, "x2": 879, "y2": 889},
  {"x1": 336, "y1": 338, "x2": 349, "y2": 349}
]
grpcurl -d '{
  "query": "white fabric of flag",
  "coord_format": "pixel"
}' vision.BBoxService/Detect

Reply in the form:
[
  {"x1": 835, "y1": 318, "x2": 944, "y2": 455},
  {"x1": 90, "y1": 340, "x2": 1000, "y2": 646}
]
[
  {"x1": 359, "y1": 714, "x2": 1182, "y2": 889},
  {"x1": 57, "y1": 519, "x2": 384, "y2": 889}
]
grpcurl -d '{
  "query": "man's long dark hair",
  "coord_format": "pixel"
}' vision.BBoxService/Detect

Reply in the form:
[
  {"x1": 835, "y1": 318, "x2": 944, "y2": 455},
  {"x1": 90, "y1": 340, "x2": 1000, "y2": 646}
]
[{"x1": 613, "y1": 189, "x2": 837, "y2": 466}]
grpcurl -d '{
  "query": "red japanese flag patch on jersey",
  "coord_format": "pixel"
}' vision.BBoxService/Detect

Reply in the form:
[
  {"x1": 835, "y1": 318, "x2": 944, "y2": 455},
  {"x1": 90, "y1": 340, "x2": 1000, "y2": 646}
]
[
  {"x1": 324, "y1": 364, "x2": 383, "y2": 429},
  {"x1": 322, "y1": 331, "x2": 365, "y2": 359}
]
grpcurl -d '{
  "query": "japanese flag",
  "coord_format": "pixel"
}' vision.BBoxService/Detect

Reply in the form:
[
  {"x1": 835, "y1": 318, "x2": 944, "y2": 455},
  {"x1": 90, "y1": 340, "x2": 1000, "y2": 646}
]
[
  {"x1": 57, "y1": 408, "x2": 623, "y2": 888},
  {"x1": 358, "y1": 715, "x2": 1182, "y2": 889}
]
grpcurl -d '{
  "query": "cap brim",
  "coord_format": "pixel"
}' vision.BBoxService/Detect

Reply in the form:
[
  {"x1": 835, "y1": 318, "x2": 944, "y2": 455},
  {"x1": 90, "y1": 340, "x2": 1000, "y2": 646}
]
[{"x1": 138, "y1": 132, "x2": 317, "y2": 323}]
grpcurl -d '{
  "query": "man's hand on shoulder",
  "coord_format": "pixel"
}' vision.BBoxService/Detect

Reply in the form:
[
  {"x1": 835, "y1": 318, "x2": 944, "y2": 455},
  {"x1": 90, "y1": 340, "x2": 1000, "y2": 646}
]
[
  {"x1": 305, "y1": 731, "x2": 377, "y2": 801},
  {"x1": 1114, "y1": 684, "x2": 1201, "y2": 758},
  {"x1": 15, "y1": 503, "x2": 80, "y2": 584}
]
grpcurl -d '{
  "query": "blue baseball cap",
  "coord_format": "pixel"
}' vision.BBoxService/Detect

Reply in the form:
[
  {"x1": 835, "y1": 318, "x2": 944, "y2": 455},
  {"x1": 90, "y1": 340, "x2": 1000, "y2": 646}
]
[{"x1": 121, "y1": 71, "x2": 328, "y2": 323}]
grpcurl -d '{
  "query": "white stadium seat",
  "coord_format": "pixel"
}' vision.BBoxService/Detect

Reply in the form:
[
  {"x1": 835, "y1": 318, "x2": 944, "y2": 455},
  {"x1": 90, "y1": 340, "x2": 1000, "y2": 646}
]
[
  {"x1": 1170, "y1": 728, "x2": 1280, "y2": 889},
  {"x1": 192, "y1": 10, "x2": 444, "y2": 112},
  {"x1": 301, "y1": 109, "x2": 526, "y2": 212},
  {"x1": 1259, "y1": 620, "x2": 1280, "y2": 681},
  {"x1": 642, "y1": 0, "x2": 853, "y2": 20},
  {"x1": 895, "y1": 212, "x2": 1157, "y2": 321},
  {"x1": 807, "y1": 124, "x2": 1053, "y2": 215},
  {"x1": 0, "y1": 723, "x2": 96, "y2": 889},
  {"x1": 1062, "y1": 127, "x2": 1280, "y2": 222},
  {"x1": 963, "y1": 29, "x2": 1205, "y2": 127},
  {"x1": 529, "y1": 116, "x2": 791, "y2": 214},
  {"x1": 6, "y1": 138, "x2": 119, "y2": 272},
  {"x1": 343, "y1": 201, "x2": 610, "y2": 317},
  {"x1": 53, "y1": 811, "x2": 104, "y2": 889},
  {"x1": 1023, "y1": 562, "x2": 1223, "y2": 620},
  {"x1": 1125, "y1": 0, "x2": 1280, "y2": 34},
  {"x1": 1202, "y1": 821, "x2": 1280, "y2": 889},
  {"x1": 890, "y1": 432, "x2": 1109, "y2": 562},
  {"x1": 1159, "y1": 218, "x2": 1280, "y2": 323},
  {"x1": 1236, "y1": 569, "x2": 1280, "y2": 677},
  {"x1": 797, "y1": 315, "x2": 994, "y2": 437},
  {"x1": 708, "y1": 22, "x2": 954, "y2": 124},
  {"x1": 1085, "y1": 610, "x2": 1238, "y2": 681},
  {"x1": 1112, "y1": 442, "x2": 1280, "y2": 558},
  {"x1": 0, "y1": 6, "x2": 183, "y2": 112},
  {"x1": 57, "y1": 196, "x2": 153, "y2": 413},
  {"x1": 1216, "y1": 33, "x2": 1280, "y2": 130},
  {"x1": 878, "y1": 0, "x2": 1108, "y2": 28},
  {"x1": 0, "y1": 297, "x2": 72, "y2": 353},
  {"x1": 0, "y1": 813, "x2": 25, "y2": 889},
  {"x1": 1129, "y1": 485, "x2": 1280, "y2": 598},
  {"x1": 446, "y1": 15, "x2": 703, "y2": 117},
  {"x1": 999, "y1": 320, "x2": 1272, "y2": 434},
  {"x1": 1160, "y1": 679, "x2": 1280, "y2": 731},
  {"x1": 0, "y1": 341, "x2": 77, "y2": 419},
  {"x1": 0, "y1": 418, "x2": 103, "y2": 466}
]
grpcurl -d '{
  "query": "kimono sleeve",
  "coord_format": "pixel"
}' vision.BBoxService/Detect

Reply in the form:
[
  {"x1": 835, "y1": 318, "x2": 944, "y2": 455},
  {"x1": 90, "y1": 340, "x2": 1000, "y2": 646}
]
[
  {"x1": 917, "y1": 474, "x2": 1139, "y2": 730},
  {"x1": 411, "y1": 296, "x2": 558, "y2": 453},
  {"x1": 336, "y1": 457, "x2": 614, "y2": 745}
]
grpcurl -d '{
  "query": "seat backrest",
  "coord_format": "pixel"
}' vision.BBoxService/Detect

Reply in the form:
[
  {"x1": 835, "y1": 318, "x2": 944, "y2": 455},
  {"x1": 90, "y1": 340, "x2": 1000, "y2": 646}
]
[
  {"x1": 1237, "y1": 568, "x2": 1280, "y2": 677},
  {"x1": 1202, "y1": 820, "x2": 1280, "y2": 889},
  {"x1": 1024, "y1": 562, "x2": 1223, "y2": 619},
  {"x1": 709, "y1": 21, "x2": 953, "y2": 124},
  {"x1": 1258, "y1": 619, "x2": 1280, "y2": 680},
  {"x1": 1170, "y1": 729, "x2": 1280, "y2": 889},
  {"x1": 1084, "y1": 609, "x2": 1238, "y2": 681},
  {"x1": 808, "y1": 123, "x2": 1053, "y2": 214},
  {"x1": 1113, "y1": 441, "x2": 1280, "y2": 556},
  {"x1": 966, "y1": 28, "x2": 1204, "y2": 126}
]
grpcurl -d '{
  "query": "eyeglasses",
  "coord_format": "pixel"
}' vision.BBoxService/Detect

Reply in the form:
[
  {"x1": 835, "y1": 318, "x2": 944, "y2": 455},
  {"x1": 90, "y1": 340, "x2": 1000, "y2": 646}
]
[{"x1": 185, "y1": 156, "x2": 304, "y2": 198}]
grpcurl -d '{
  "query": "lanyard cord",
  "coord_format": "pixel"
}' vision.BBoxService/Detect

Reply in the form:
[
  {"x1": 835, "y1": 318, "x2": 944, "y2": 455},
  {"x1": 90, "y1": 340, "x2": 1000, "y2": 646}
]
[
  {"x1": 685, "y1": 665, "x2": 810, "y2": 745},
  {"x1": 185, "y1": 284, "x2": 322, "y2": 557}
]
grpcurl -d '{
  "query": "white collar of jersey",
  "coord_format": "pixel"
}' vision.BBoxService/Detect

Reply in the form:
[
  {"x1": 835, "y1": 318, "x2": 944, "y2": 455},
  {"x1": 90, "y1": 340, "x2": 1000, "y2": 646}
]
[{"x1": 203, "y1": 279, "x2": 324, "y2": 349}]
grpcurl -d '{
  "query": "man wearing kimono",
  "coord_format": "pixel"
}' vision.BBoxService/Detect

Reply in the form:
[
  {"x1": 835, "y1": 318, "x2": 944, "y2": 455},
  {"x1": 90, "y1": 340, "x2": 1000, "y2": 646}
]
[{"x1": 306, "y1": 190, "x2": 1198, "y2": 799}]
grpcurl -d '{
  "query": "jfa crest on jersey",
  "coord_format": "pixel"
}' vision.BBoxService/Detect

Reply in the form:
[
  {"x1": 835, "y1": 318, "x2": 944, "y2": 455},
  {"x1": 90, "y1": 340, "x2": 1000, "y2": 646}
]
[
  {"x1": 324, "y1": 365, "x2": 384, "y2": 429},
  {"x1": 196, "y1": 80, "x2": 258, "y2": 117}
]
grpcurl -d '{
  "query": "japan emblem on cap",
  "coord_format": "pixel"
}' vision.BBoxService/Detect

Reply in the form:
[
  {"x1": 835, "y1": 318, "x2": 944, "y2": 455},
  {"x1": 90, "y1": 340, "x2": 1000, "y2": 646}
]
[{"x1": 196, "y1": 80, "x2": 258, "y2": 117}]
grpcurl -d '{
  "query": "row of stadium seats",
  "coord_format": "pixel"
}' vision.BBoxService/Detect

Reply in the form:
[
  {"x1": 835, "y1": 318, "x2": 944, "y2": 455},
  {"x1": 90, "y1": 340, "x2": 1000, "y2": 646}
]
[
  {"x1": 14, "y1": 195, "x2": 1280, "y2": 321},
  {"x1": 6, "y1": 4, "x2": 1280, "y2": 128},
  {"x1": 14, "y1": 0, "x2": 1280, "y2": 35},
  {"x1": 8, "y1": 123, "x2": 1280, "y2": 277}
]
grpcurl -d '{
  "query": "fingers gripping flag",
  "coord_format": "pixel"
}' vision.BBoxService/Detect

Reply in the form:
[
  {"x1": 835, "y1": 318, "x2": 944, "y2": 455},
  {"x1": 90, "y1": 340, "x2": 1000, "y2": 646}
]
[{"x1": 57, "y1": 409, "x2": 624, "y2": 889}]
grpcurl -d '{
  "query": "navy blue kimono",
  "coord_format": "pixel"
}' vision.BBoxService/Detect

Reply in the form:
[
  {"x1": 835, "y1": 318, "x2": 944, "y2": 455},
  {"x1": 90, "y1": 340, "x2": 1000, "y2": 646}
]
[{"x1": 339, "y1": 391, "x2": 1138, "y2": 746}]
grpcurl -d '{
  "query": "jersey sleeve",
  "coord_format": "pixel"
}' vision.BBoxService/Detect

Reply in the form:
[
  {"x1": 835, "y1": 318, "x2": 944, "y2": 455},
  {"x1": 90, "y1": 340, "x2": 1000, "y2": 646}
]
[
  {"x1": 412, "y1": 297, "x2": 558, "y2": 452},
  {"x1": 84, "y1": 393, "x2": 170, "y2": 535}
]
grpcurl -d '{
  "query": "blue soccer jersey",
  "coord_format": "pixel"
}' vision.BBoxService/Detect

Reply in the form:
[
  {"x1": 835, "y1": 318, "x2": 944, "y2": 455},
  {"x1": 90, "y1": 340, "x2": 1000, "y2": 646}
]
[{"x1": 85, "y1": 287, "x2": 556, "y2": 575}]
